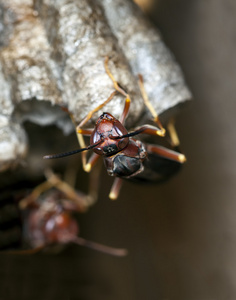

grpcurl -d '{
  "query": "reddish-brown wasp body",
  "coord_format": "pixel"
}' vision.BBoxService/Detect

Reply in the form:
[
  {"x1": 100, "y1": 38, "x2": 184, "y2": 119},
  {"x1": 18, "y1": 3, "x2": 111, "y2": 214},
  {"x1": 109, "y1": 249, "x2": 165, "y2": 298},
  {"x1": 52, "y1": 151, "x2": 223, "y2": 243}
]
[
  {"x1": 1, "y1": 172, "x2": 127, "y2": 256},
  {"x1": 24, "y1": 192, "x2": 79, "y2": 248},
  {"x1": 44, "y1": 57, "x2": 186, "y2": 200},
  {"x1": 90, "y1": 112, "x2": 129, "y2": 156},
  {"x1": 89, "y1": 112, "x2": 147, "y2": 178}
]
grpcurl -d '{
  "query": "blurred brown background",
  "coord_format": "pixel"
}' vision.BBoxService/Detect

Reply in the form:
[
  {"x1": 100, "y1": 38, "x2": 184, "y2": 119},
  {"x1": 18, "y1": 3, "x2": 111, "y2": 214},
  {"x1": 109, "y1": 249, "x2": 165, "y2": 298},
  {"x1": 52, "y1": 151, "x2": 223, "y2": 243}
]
[{"x1": 1, "y1": 0, "x2": 236, "y2": 299}]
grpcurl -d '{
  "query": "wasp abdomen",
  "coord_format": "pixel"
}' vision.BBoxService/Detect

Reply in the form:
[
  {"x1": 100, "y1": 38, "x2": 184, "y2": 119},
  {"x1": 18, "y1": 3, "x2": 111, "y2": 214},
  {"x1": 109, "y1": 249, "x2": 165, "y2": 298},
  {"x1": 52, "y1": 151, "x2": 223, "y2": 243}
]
[{"x1": 113, "y1": 155, "x2": 142, "y2": 177}]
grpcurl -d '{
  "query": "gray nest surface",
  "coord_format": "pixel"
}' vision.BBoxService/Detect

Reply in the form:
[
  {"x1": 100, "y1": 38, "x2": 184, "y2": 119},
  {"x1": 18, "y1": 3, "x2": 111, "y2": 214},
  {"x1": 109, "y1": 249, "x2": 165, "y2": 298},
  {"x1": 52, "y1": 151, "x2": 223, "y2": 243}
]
[{"x1": 0, "y1": 0, "x2": 191, "y2": 172}]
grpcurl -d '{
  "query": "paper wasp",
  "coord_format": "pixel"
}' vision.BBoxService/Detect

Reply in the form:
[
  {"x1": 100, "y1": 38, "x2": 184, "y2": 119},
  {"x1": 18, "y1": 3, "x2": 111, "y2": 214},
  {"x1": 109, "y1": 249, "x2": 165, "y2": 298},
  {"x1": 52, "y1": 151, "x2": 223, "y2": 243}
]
[
  {"x1": 44, "y1": 57, "x2": 186, "y2": 200},
  {"x1": 0, "y1": 170, "x2": 127, "y2": 256}
]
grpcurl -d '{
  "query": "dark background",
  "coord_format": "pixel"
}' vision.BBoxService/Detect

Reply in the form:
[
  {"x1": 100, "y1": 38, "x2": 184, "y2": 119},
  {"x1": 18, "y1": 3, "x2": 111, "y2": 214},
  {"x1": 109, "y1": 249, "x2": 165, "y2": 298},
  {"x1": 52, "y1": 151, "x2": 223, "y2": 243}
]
[{"x1": 1, "y1": 0, "x2": 236, "y2": 299}]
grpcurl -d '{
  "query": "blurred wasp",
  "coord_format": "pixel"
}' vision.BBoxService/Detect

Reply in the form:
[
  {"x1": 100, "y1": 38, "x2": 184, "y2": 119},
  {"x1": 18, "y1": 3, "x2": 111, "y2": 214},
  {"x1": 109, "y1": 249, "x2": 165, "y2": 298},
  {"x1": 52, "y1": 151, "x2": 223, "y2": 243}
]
[
  {"x1": 44, "y1": 57, "x2": 186, "y2": 200},
  {"x1": 0, "y1": 170, "x2": 127, "y2": 256}
]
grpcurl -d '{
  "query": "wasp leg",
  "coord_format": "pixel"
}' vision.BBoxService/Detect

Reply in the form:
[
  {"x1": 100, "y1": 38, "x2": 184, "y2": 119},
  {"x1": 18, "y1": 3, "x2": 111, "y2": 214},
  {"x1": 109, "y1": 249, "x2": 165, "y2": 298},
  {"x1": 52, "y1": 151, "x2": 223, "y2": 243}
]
[
  {"x1": 73, "y1": 236, "x2": 127, "y2": 256},
  {"x1": 75, "y1": 91, "x2": 117, "y2": 171},
  {"x1": 85, "y1": 162, "x2": 101, "y2": 207},
  {"x1": 138, "y1": 74, "x2": 166, "y2": 137},
  {"x1": 20, "y1": 170, "x2": 89, "y2": 212},
  {"x1": 62, "y1": 159, "x2": 101, "y2": 208},
  {"x1": 119, "y1": 95, "x2": 131, "y2": 125},
  {"x1": 75, "y1": 56, "x2": 133, "y2": 170},
  {"x1": 83, "y1": 152, "x2": 100, "y2": 173},
  {"x1": 76, "y1": 56, "x2": 132, "y2": 129},
  {"x1": 76, "y1": 132, "x2": 101, "y2": 173},
  {"x1": 167, "y1": 118, "x2": 181, "y2": 148},
  {"x1": 121, "y1": 124, "x2": 167, "y2": 138},
  {"x1": 76, "y1": 91, "x2": 117, "y2": 131},
  {"x1": 19, "y1": 180, "x2": 54, "y2": 210},
  {"x1": 46, "y1": 170, "x2": 89, "y2": 211},
  {"x1": 146, "y1": 144, "x2": 186, "y2": 163},
  {"x1": 63, "y1": 161, "x2": 101, "y2": 208},
  {"x1": 60, "y1": 107, "x2": 95, "y2": 172},
  {"x1": 109, "y1": 177, "x2": 123, "y2": 200},
  {"x1": 76, "y1": 129, "x2": 94, "y2": 172},
  {"x1": 104, "y1": 56, "x2": 131, "y2": 124}
]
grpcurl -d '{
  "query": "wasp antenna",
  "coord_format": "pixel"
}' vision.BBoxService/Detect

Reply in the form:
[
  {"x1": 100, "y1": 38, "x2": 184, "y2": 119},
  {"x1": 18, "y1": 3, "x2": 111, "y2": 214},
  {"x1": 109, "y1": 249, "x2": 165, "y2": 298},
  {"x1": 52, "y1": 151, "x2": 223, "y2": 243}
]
[
  {"x1": 111, "y1": 128, "x2": 145, "y2": 140},
  {"x1": 73, "y1": 236, "x2": 128, "y2": 257},
  {"x1": 44, "y1": 148, "x2": 87, "y2": 159},
  {"x1": 43, "y1": 141, "x2": 102, "y2": 160}
]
